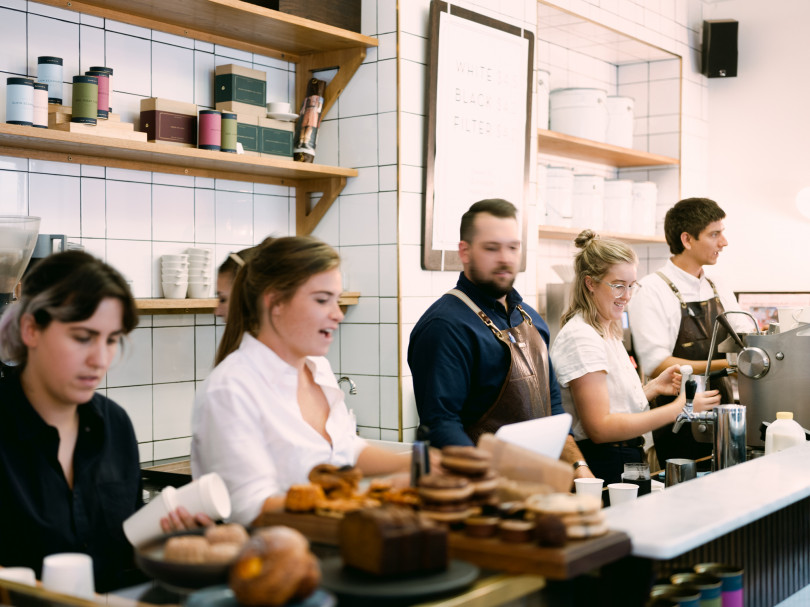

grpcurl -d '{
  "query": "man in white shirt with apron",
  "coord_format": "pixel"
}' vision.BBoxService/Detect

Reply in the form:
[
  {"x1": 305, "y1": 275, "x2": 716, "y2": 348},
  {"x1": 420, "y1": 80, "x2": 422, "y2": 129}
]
[{"x1": 629, "y1": 197, "x2": 741, "y2": 468}]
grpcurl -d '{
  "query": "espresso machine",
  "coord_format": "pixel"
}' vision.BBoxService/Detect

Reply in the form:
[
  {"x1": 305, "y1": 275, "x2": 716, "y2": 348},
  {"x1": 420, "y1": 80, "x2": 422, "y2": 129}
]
[{"x1": 0, "y1": 216, "x2": 40, "y2": 312}]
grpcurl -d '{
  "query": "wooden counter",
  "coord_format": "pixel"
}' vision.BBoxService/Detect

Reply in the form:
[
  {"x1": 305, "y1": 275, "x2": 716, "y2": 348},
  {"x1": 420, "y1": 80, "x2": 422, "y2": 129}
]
[{"x1": 254, "y1": 509, "x2": 630, "y2": 580}]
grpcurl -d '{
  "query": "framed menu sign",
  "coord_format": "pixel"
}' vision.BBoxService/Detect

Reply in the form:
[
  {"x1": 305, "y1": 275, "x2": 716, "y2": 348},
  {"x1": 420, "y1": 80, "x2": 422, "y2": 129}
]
[{"x1": 422, "y1": 1, "x2": 533, "y2": 270}]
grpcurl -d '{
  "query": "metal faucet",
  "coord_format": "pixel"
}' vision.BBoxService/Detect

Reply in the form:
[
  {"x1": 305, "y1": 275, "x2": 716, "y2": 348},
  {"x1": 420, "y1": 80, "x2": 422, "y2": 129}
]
[
  {"x1": 673, "y1": 378, "x2": 712, "y2": 433},
  {"x1": 337, "y1": 376, "x2": 357, "y2": 395}
]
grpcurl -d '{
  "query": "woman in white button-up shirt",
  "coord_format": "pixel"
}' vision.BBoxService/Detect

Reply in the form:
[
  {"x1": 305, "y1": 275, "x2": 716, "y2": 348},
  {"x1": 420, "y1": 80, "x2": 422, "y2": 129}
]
[{"x1": 192, "y1": 237, "x2": 411, "y2": 525}]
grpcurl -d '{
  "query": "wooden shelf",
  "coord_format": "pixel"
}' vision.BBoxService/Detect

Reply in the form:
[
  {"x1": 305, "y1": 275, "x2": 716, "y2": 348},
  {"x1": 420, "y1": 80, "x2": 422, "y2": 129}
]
[
  {"x1": 0, "y1": 124, "x2": 354, "y2": 235},
  {"x1": 135, "y1": 292, "x2": 361, "y2": 315},
  {"x1": 37, "y1": 0, "x2": 377, "y2": 118},
  {"x1": 538, "y1": 225, "x2": 666, "y2": 245},
  {"x1": 538, "y1": 129, "x2": 679, "y2": 168}
]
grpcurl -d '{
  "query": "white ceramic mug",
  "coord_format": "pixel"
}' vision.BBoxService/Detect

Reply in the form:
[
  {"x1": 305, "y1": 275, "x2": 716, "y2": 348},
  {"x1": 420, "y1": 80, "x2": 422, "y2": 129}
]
[
  {"x1": 574, "y1": 477, "x2": 604, "y2": 498},
  {"x1": 266, "y1": 101, "x2": 291, "y2": 114},
  {"x1": 41, "y1": 553, "x2": 95, "y2": 598},
  {"x1": 607, "y1": 482, "x2": 638, "y2": 506}
]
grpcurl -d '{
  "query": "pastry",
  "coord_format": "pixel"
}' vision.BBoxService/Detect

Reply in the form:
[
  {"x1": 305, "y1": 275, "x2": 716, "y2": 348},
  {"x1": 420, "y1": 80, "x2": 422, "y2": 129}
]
[
  {"x1": 206, "y1": 523, "x2": 250, "y2": 545},
  {"x1": 285, "y1": 484, "x2": 326, "y2": 513},
  {"x1": 339, "y1": 506, "x2": 448, "y2": 576},
  {"x1": 163, "y1": 535, "x2": 210, "y2": 563},
  {"x1": 308, "y1": 464, "x2": 362, "y2": 498},
  {"x1": 418, "y1": 474, "x2": 476, "y2": 523},
  {"x1": 440, "y1": 446, "x2": 492, "y2": 476},
  {"x1": 366, "y1": 478, "x2": 393, "y2": 501},
  {"x1": 205, "y1": 541, "x2": 242, "y2": 564},
  {"x1": 382, "y1": 487, "x2": 420, "y2": 507},
  {"x1": 498, "y1": 519, "x2": 536, "y2": 543},
  {"x1": 230, "y1": 526, "x2": 320, "y2": 607},
  {"x1": 525, "y1": 492, "x2": 601, "y2": 516},
  {"x1": 535, "y1": 514, "x2": 567, "y2": 547},
  {"x1": 566, "y1": 522, "x2": 609, "y2": 539},
  {"x1": 464, "y1": 515, "x2": 500, "y2": 538}
]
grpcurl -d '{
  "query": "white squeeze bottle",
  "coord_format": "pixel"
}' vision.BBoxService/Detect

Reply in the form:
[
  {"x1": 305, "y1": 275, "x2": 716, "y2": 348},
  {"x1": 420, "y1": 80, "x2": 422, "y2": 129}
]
[{"x1": 764, "y1": 412, "x2": 807, "y2": 455}]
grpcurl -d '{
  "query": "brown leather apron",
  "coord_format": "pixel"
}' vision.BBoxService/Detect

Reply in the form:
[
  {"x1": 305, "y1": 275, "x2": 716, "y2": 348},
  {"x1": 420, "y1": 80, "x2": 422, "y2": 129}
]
[
  {"x1": 448, "y1": 289, "x2": 551, "y2": 444},
  {"x1": 651, "y1": 272, "x2": 733, "y2": 467}
]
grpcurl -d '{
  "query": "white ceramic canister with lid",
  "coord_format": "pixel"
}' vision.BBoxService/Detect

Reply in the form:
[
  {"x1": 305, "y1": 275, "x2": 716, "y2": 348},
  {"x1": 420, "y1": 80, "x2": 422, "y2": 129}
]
[
  {"x1": 537, "y1": 70, "x2": 551, "y2": 130},
  {"x1": 603, "y1": 179, "x2": 634, "y2": 233},
  {"x1": 550, "y1": 88, "x2": 608, "y2": 142},
  {"x1": 605, "y1": 96, "x2": 635, "y2": 148},
  {"x1": 572, "y1": 174, "x2": 605, "y2": 230},
  {"x1": 632, "y1": 181, "x2": 658, "y2": 235},
  {"x1": 545, "y1": 166, "x2": 575, "y2": 223},
  {"x1": 764, "y1": 412, "x2": 806, "y2": 455}
]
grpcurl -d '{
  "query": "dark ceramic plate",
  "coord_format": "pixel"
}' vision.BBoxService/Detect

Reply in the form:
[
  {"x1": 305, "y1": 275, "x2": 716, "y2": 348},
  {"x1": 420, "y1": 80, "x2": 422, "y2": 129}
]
[
  {"x1": 134, "y1": 529, "x2": 231, "y2": 593},
  {"x1": 186, "y1": 585, "x2": 335, "y2": 607},
  {"x1": 319, "y1": 557, "x2": 479, "y2": 604}
]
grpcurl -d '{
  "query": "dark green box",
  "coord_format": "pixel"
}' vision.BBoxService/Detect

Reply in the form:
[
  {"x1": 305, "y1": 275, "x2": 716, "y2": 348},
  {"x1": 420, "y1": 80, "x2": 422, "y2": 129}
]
[
  {"x1": 237, "y1": 122, "x2": 260, "y2": 153},
  {"x1": 260, "y1": 127, "x2": 294, "y2": 157},
  {"x1": 214, "y1": 73, "x2": 266, "y2": 107}
]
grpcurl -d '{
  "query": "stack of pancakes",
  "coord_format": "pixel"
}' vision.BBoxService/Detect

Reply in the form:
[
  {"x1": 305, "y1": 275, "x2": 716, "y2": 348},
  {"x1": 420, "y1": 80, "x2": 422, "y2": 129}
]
[{"x1": 525, "y1": 493, "x2": 608, "y2": 539}]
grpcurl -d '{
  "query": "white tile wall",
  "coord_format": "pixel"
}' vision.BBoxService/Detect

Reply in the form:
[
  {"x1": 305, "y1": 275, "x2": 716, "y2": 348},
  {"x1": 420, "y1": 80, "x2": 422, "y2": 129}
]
[{"x1": 1, "y1": 0, "x2": 711, "y2": 461}]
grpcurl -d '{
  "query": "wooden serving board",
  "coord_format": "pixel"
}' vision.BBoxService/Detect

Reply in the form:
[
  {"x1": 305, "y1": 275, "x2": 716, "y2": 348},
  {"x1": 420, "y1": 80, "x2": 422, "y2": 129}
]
[{"x1": 253, "y1": 510, "x2": 631, "y2": 580}]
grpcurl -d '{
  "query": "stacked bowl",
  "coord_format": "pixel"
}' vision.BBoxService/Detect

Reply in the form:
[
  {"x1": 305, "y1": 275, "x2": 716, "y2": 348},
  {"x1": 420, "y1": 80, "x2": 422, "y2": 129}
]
[
  {"x1": 186, "y1": 247, "x2": 213, "y2": 298},
  {"x1": 161, "y1": 254, "x2": 189, "y2": 299}
]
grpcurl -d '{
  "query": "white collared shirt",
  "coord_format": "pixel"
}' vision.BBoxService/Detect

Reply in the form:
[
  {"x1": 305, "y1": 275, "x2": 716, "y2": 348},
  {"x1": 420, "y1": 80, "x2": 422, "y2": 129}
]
[
  {"x1": 191, "y1": 333, "x2": 366, "y2": 525},
  {"x1": 550, "y1": 314, "x2": 653, "y2": 450},
  {"x1": 629, "y1": 259, "x2": 741, "y2": 376}
]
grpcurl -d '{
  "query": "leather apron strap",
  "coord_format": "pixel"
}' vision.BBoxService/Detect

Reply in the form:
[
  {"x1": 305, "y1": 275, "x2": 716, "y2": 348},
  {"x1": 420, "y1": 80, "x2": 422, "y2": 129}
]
[
  {"x1": 447, "y1": 290, "x2": 551, "y2": 444},
  {"x1": 650, "y1": 274, "x2": 733, "y2": 466}
]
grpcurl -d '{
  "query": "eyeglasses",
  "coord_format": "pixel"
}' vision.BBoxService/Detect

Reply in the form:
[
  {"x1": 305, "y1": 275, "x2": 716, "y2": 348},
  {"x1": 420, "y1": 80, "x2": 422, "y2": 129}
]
[{"x1": 592, "y1": 278, "x2": 642, "y2": 298}]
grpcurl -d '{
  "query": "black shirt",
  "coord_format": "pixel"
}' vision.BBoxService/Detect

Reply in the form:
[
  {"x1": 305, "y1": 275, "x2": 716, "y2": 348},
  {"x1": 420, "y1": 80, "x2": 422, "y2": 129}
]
[
  {"x1": 0, "y1": 368, "x2": 144, "y2": 592},
  {"x1": 407, "y1": 272, "x2": 564, "y2": 447}
]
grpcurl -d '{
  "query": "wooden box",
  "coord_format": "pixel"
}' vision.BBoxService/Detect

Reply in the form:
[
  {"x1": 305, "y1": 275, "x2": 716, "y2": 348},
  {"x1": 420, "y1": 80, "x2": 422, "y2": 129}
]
[{"x1": 241, "y1": 0, "x2": 361, "y2": 33}]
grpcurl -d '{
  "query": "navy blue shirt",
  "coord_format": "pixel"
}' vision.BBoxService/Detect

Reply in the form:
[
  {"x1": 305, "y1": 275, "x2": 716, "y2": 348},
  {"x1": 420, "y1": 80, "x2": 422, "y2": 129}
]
[
  {"x1": 0, "y1": 368, "x2": 144, "y2": 592},
  {"x1": 408, "y1": 273, "x2": 563, "y2": 448}
]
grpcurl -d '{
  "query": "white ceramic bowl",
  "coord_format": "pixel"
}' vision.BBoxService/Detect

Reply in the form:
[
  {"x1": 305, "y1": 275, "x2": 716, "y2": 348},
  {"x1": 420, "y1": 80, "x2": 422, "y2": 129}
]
[
  {"x1": 162, "y1": 282, "x2": 188, "y2": 299},
  {"x1": 187, "y1": 269, "x2": 211, "y2": 279},
  {"x1": 161, "y1": 261, "x2": 188, "y2": 270},
  {"x1": 188, "y1": 283, "x2": 211, "y2": 298},
  {"x1": 187, "y1": 277, "x2": 210, "y2": 283},
  {"x1": 161, "y1": 254, "x2": 189, "y2": 263},
  {"x1": 188, "y1": 253, "x2": 210, "y2": 262},
  {"x1": 185, "y1": 247, "x2": 212, "y2": 257}
]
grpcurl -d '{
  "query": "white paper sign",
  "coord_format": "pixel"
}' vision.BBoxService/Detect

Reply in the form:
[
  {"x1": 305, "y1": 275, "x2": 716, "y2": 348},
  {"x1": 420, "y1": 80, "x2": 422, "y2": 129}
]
[{"x1": 431, "y1": 11, "x2": 529, "y2": 250}]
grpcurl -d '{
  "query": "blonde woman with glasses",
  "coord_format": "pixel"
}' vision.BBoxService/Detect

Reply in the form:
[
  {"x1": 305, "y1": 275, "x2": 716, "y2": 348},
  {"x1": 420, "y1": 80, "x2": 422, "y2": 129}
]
[{"x1": 549, "y1": 230, "x2": 719, "y2": 484}]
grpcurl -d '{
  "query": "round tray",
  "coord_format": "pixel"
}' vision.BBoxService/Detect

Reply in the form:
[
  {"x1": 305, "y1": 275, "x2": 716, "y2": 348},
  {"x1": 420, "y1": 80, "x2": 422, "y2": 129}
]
[{"x1": 187, "y1": 585, "x2": 335, "y2": 607}]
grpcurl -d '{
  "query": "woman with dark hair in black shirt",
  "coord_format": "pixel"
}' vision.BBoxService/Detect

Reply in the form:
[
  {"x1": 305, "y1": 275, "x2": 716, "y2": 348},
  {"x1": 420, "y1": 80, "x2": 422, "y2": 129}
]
[{"x1": 0, "y1": 251, "x2": 210, "y2": 592}]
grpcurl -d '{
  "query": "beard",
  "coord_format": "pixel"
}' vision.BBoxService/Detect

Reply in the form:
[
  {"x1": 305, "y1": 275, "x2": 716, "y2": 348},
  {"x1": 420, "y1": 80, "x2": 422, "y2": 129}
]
[{"x1": 467, "y1": 261, "x2": 516, "y2": 299}]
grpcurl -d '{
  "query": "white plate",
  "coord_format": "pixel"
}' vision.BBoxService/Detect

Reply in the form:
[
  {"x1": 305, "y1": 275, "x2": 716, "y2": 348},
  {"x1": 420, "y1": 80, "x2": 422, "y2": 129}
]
[
  {"x1": 266, "y1": 112, "x2": 299, "y2": 122},
  {"x1": 494, "y1": 413, "x2": 572, "y2": 459}
]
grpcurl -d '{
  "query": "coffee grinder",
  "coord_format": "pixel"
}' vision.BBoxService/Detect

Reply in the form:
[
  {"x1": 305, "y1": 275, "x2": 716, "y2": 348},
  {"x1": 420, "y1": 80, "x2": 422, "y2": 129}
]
[{"x1": 0, "y1": 216, "x2": 40, "y2": 312}]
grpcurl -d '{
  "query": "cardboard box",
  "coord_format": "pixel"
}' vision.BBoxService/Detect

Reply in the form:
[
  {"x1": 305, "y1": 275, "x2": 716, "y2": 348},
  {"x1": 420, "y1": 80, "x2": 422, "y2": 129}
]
[
  {"x1": 236, "y1": 116, "x2": 261, "y2": 155},
  {"x1": 215, "y1": 100, "x2": 266, "y2": 118},
  {"x1": 139, "y1": 98, "x2": 198, "y2": 146},
  {"x1": 257, "y1": 116, "x2": 294, "y2": 158},
  {"x1": 214, "y1": 64, "x2": 266, "y2": 109}
]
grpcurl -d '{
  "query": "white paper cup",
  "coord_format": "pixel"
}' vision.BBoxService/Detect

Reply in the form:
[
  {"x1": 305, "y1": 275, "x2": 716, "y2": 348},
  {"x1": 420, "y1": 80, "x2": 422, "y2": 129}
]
[
  {"x1": 123, "y1": 486, "x2": 178, "y2": 547},
  {"x1": 41, "y1": 553, "x2": 95, "y2": 598},
  {"x1": 174, "y1": 473, "x2": 231, "y2": 521},
  {"x1": 266, "y1": 101, "x2": 291, "y2": 114},
  {"x1": 608, "y1": 482, "x2": 639, "y2": 506},
  {"x1": 0, "y1": 567, "x2": 37, "y2": 586},
  {"x1": 574, "y1": 477, "x2": 604, "y2": 498}
]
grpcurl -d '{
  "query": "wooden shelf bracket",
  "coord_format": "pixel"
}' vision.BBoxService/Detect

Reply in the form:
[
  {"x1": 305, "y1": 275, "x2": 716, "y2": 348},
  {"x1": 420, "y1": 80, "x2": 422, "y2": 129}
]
[
  {"x1": 296, "y1": 176, "x2": 347, "y2": 236},
  {"x1": 296, "y1": 47, "x2": 367, "y2": 118}
]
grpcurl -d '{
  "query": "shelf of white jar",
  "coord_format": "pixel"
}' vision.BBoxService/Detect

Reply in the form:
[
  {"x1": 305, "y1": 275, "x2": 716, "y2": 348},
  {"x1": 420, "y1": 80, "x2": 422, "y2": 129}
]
[
  {"x1": 538, "y1": 225, "x2": 666, "y2": 245},
  {"x1": 135, "y1": 292, "x2": 361, "y2": 315},
  {"x1": 538, "y1": 129, "x2": 679, "y2": 168}
]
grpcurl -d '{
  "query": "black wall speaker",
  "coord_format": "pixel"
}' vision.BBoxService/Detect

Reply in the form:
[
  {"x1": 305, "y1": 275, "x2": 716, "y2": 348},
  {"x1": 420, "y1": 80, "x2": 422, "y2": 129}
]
[{"x1": 702, "y1": 20, "x2": 738, "y2": 78}]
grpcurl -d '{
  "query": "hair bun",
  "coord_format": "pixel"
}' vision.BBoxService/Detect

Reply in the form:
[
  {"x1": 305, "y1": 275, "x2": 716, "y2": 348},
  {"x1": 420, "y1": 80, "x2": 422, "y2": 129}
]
[{"x1": 574, "y1": 229, "x2": 598, "y2": 249}]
